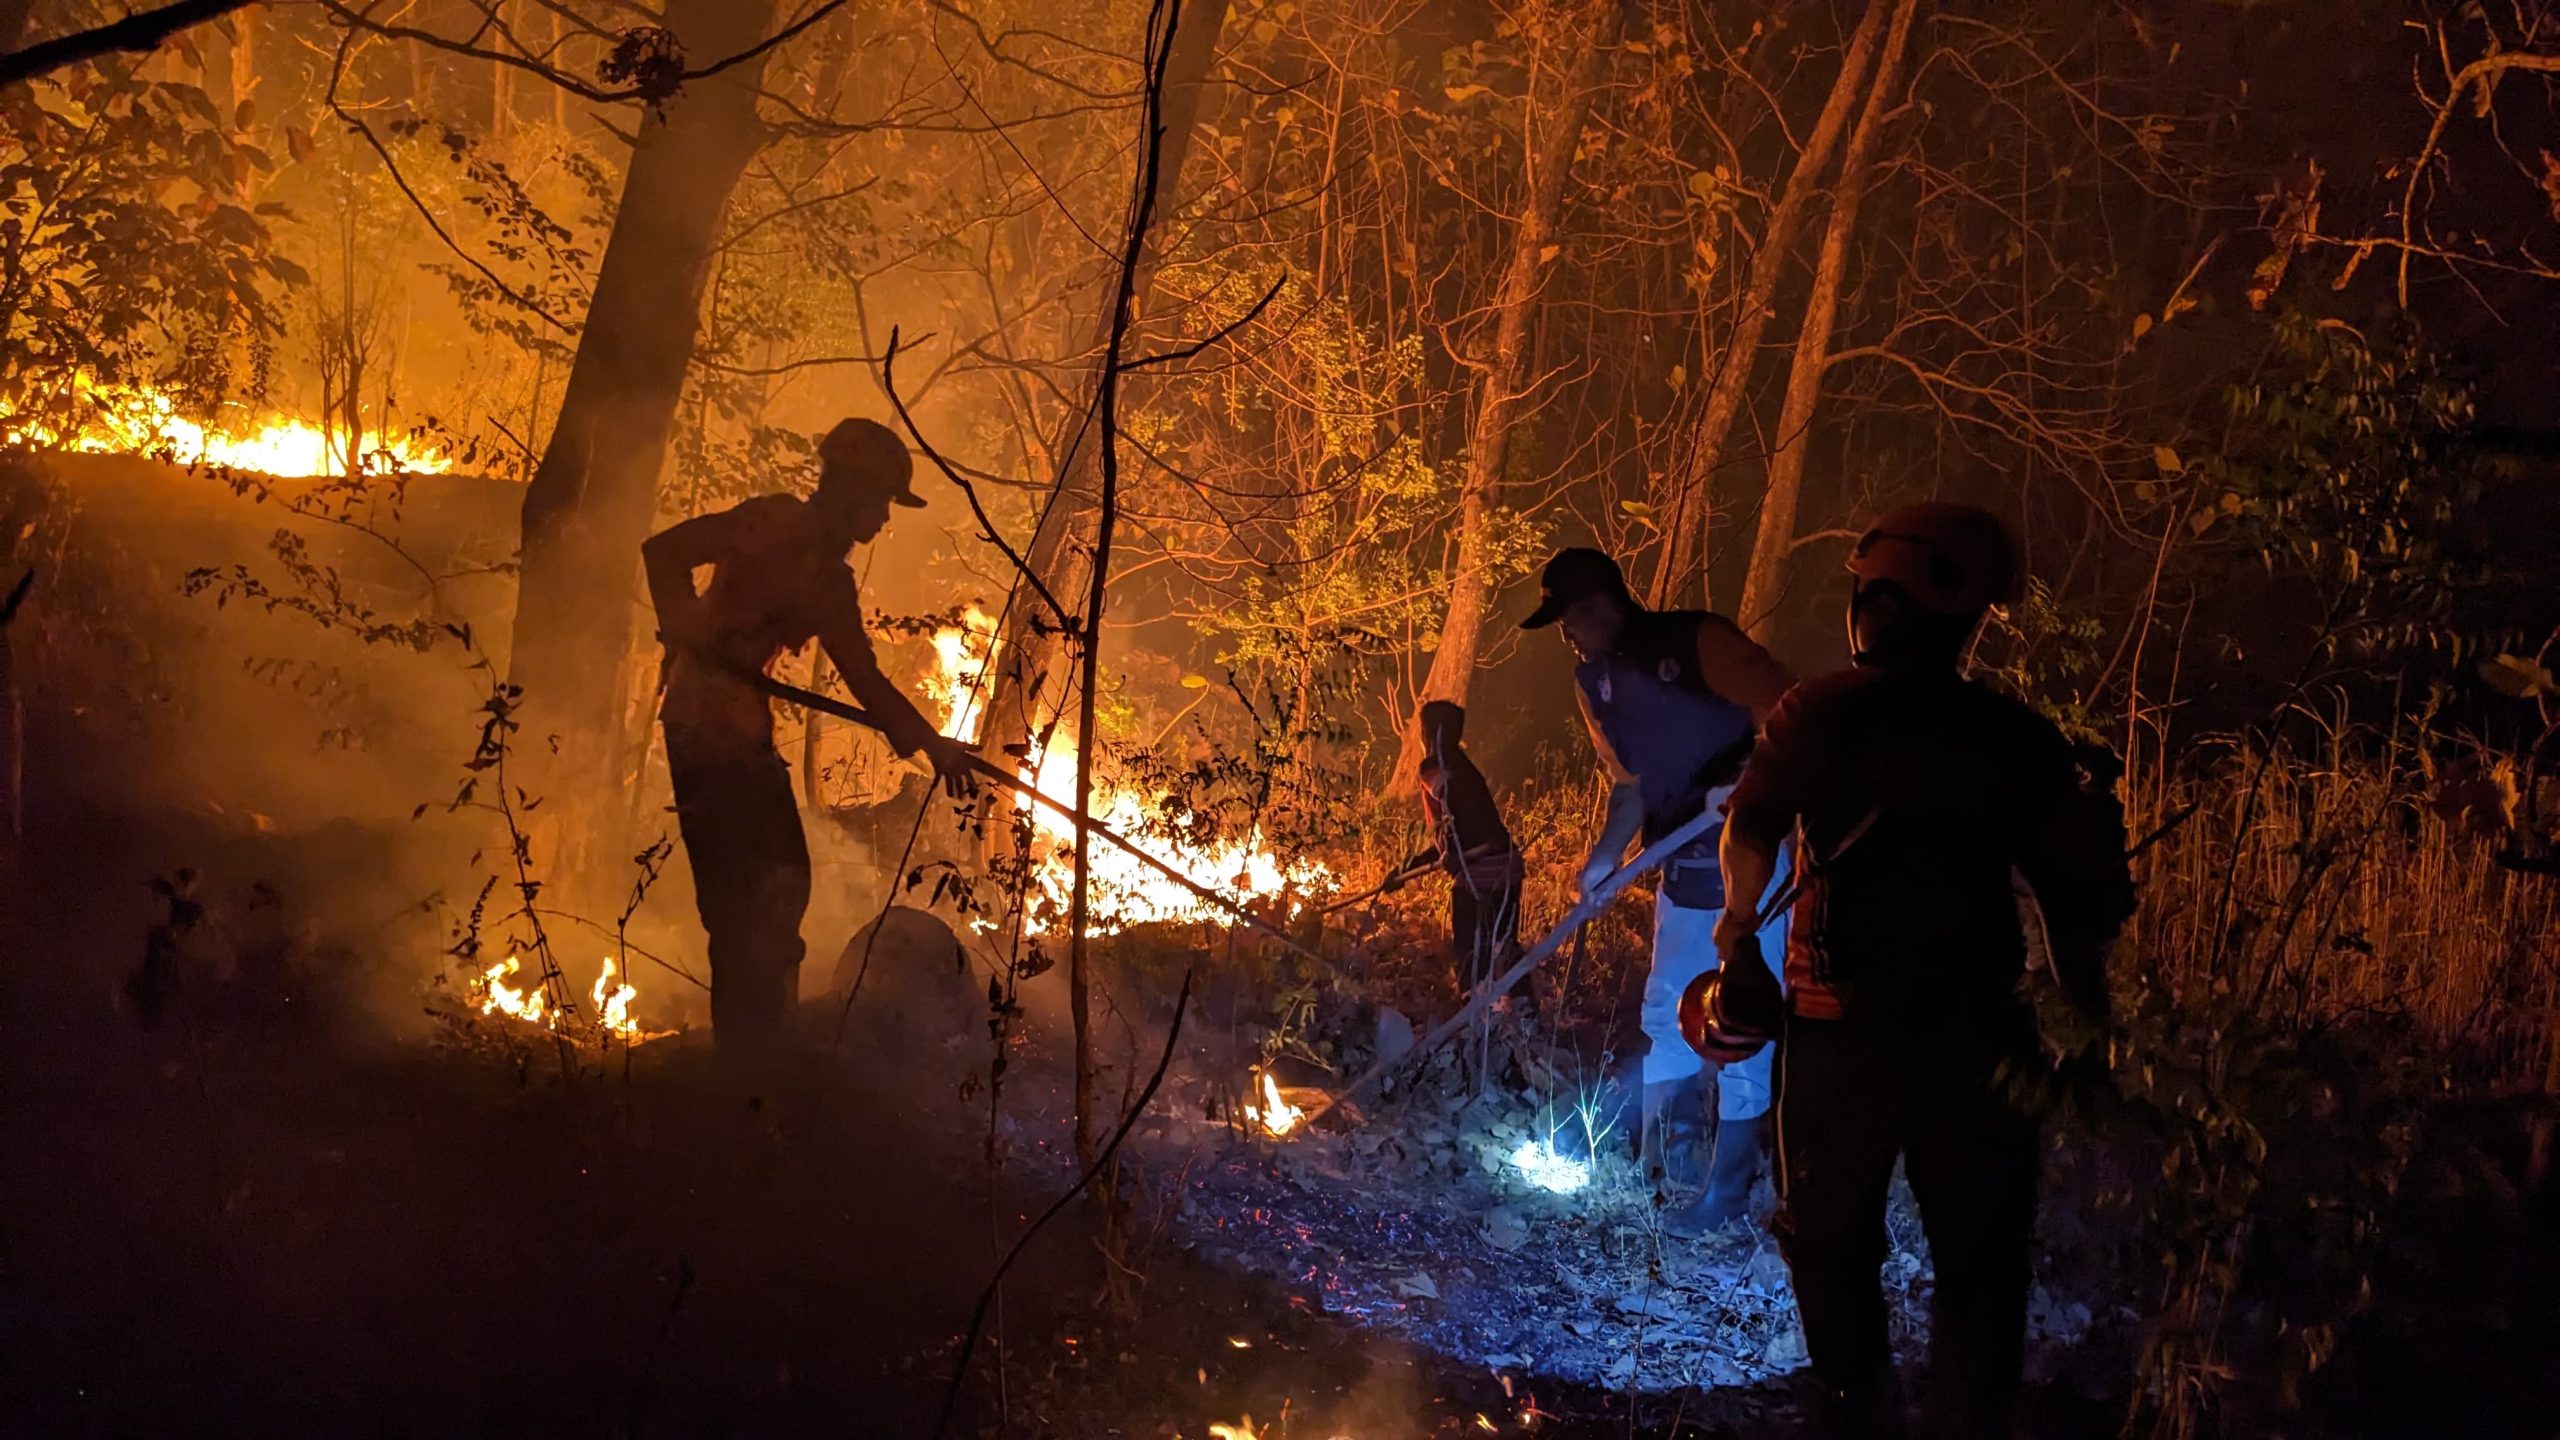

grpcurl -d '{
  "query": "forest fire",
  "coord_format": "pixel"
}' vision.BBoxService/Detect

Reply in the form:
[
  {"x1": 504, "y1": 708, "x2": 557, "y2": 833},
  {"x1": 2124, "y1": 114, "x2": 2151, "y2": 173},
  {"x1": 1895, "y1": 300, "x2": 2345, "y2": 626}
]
[
  {"x1": 16, "y1": 2, "x2": 2560, "y2": 1436},
  {"x1": 2, "y1": 379, "x2": 451, "y2": 477},
  {"x1": 471, "y1": 956, "x2": 662, "y2": 1046},
  {"x1": 926, "y1": 610, "x2": 1330, "y2": 934}
]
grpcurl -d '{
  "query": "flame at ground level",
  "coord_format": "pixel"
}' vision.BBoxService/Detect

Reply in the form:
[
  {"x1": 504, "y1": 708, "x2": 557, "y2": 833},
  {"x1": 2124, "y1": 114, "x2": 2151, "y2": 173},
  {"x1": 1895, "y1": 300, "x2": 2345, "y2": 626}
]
[
  {"x1": 922, "y1": 612, "x2": 1332, "y2": 936},
  {"x1": 473, "y1": 956, "x2": 665, "y2": 1045},
  {"x1": 1244, "y1": 1071, "x2": 1305, "y2": 1138},
  {"x1": 3, "y1": 377, "x2": 452, "y2": 477}
]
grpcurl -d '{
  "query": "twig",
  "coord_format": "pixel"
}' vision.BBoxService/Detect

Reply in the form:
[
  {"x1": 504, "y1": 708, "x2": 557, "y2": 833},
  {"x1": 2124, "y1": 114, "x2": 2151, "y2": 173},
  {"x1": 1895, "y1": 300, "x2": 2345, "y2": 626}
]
[
  {"x1": 325, "y1": 34, "x2": 571, "y2": 333},
  {"x1": 1121, "y1": 275, "x2": 1285, "y2": 371},
  {"x1": 314, "y1": 0, "x2": 856, "y2": 106},
  {"x1": 933, "y1": 967, "x2": 1194, "y2": 1439},
  {"x1": 880, "y1": 326, "x2": 1071, "y2": 629}
]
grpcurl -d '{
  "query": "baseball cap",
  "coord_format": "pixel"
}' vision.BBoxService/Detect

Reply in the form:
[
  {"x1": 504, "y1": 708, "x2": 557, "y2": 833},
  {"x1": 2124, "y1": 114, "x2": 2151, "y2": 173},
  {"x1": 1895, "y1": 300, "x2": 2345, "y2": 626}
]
[
  {"x1": 1519, "y1": 547, "x2": 1631, "y2": 630},
  {"x1": 817, "y1": 417, "x2": 925, "y2": 508}
]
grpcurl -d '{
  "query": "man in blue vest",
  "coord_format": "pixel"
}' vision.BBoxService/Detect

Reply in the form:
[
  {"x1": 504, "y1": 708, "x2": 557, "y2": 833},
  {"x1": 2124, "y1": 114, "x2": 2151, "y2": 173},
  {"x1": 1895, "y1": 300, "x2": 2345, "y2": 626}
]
[{"x1": 1522, "y1": 547, "x2": 1794, "y2": 1236}]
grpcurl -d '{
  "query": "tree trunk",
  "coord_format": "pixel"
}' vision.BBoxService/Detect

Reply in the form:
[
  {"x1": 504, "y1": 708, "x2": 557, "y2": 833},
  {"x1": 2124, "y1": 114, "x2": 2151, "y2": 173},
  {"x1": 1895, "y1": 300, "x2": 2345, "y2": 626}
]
[
  {"x1": 976, "y1": 0, "x2": 1230, "y2": 773},
  {"x1": 1732, "y1": 0, "x2": 1921, "y2": 642},
  {"x1": 508, "y1": 0, "x2": 776, "y2": 798},
  {"x1": 1396, "y1": 0, "x2": 1627, "y2": 777},
  {"x1": 1642, "y1": 0, "x2": 1891, "y2": 609}
]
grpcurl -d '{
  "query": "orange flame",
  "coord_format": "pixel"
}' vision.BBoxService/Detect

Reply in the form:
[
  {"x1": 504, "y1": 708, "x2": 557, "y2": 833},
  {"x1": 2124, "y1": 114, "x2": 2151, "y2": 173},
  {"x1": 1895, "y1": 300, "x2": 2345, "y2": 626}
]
[
  {"x1": 4, "y1": 378, "x2": 452, "y2": 476},
  {"x1": 1244, "y1": 1071, "x2": 1305, "y2": 1138},
  {"x1": 921, "y1": 612, "x2": 1331, "y2": 936},
  {"x1": 472, "y1": 956, "x2": 664, "y2": 1045}
]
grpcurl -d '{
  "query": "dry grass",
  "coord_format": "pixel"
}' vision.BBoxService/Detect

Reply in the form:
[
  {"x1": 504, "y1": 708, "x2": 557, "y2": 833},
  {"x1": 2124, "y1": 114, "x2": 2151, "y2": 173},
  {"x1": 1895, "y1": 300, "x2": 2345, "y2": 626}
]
[{"x1": 2132, "y1": 745, "x2": 2560, "y2": 1084}]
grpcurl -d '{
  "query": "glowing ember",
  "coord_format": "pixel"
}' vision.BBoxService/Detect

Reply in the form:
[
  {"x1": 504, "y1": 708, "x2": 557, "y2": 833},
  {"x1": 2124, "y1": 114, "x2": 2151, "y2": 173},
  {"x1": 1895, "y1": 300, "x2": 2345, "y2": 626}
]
[
  {"x1": 1508, "y1": 1137, "x2": 1592, "y2": 1195},
  {"x1": 3, "y1": 377, "x2": 452, "y2": 476},
  {"x1": 923, "y1": 612, "x2": 1331, "y2": 935},
  {"x1": 472, "y1": 956, "x2": 665, "y2": 1045},
  {"x1": 1244, "y1": 1071, "x2": 1305, "y2": 1138}
]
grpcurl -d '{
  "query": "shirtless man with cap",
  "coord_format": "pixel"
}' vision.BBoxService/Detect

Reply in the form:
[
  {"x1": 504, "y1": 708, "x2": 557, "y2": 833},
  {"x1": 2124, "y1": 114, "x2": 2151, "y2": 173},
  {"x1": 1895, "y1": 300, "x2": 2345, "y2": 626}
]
[{"x1": 642, "y1": 418, "x2": 975, "y2": 1055}]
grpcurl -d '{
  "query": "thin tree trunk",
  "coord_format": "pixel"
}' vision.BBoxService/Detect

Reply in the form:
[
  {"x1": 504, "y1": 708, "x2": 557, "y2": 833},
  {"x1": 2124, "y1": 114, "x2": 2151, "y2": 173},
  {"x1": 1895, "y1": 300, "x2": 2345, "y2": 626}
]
[
  {"x1": 508, "y1": 0, "x2": 775, "y2": 802},
  {"x1": 1064, "y1": 0, "x2": 1186, "y2": 1274},
  {"x1": 976, "y1": 0, "x2": 1230, "y2": 773},
  {"x1": 1643, "y1": 0, "x2": 1890, "y2": 609},
  {"x1": 1732, "y1": 0, "x2": 1922, "y2": 642},
  {"x1": 1396, "y1": 0, "x2": 1627, "y2": 777}
]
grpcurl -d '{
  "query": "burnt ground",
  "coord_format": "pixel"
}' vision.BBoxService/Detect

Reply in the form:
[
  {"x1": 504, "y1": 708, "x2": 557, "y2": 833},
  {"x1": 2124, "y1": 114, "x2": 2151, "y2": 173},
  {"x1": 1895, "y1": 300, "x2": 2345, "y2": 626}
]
[{"x1": 5, "y1": 787, "x2": 2557, "y2": 1440}]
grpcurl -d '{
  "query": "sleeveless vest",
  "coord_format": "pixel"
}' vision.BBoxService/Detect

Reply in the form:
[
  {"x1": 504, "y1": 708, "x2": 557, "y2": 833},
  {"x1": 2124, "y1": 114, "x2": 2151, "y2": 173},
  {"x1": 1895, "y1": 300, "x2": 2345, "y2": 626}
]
[{"x1": 1576, "y1": 612, "x2": 1757, "y2": 906}]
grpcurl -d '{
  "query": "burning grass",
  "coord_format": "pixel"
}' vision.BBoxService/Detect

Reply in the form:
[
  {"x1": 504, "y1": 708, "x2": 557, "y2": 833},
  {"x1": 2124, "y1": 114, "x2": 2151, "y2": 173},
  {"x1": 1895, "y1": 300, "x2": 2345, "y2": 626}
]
[
  {"x1": 463, "y1": 955, "x2": 673, "y2": 1048},
  {"x1": 4, "y1": 376, "x2": 453, "y2": 477},
  {"x1": 921, "y1": 606, "x2": 1335, "y2": 937}
]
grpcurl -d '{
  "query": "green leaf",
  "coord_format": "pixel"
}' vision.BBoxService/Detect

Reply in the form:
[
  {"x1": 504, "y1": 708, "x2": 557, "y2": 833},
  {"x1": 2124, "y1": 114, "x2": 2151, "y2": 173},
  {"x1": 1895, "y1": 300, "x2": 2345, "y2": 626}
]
[
  {"x1": 2153, "y1": 445, "x2": 2185, "y2": 475},
  {"x1": 1686, "y1": 170, "x2": 1721, "y2": 204},
  {"x1": 1179, "y1": 674, "x2": 1209, "y2": 689}
]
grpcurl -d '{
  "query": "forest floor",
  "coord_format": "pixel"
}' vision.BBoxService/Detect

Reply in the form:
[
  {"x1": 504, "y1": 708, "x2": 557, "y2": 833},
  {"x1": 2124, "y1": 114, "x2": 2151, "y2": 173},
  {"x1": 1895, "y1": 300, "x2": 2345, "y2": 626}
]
[{"x1": 3, "y1": 789, "x2": 2553, "y2": 1439}]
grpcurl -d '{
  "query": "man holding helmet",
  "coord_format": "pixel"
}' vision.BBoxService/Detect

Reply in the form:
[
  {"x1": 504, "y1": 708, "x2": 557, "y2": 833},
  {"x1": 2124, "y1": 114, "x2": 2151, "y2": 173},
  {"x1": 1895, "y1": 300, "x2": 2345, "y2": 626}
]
[{"x1": 1712, "y1": 502, "x2": 2131, "y2": 1437}]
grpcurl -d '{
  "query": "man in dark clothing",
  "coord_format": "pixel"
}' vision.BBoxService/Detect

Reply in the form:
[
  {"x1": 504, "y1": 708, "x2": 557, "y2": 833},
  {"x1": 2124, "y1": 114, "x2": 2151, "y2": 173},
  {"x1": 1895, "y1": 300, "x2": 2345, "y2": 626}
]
[
  {"x1": 1388, "y1": 700, "x2": 1523, "y2": 1000},
  {"x1": 1522, "y1": 547, "x2": 1795, "y2": 1236},
  {"x1": 1715, "y1": 502, "x2": 2132, "y2": 1438},
  {"x1": 643, "y1": 417, "x2": 976, "y2": 1055}
]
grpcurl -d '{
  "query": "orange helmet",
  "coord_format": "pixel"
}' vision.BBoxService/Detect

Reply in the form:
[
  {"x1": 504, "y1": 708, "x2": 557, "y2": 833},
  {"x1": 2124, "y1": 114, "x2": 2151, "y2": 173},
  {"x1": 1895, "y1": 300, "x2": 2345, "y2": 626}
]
[
  {"x1": 1845, "y1": 502, "x2": 2021, "y2": 616},
  {"x1": 1679, "y1": 969, "x2": 1769, "y2": 1065}
]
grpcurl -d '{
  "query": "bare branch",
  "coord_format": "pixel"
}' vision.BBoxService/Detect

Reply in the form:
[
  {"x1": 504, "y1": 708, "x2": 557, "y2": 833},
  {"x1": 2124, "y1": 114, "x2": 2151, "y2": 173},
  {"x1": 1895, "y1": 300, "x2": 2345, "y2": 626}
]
[
  {"x1": 880, "y1": 326, "x2": 1074, "y2": 629},
  {"x1": 0, "y1": 0, "x2": 255, "y2": 88}
]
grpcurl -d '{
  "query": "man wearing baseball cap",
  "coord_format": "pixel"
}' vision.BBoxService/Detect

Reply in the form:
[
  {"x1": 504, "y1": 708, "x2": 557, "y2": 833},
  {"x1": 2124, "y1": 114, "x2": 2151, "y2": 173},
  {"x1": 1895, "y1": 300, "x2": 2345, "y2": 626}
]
[
  {"x1": 1523, "y1": 545, "x2": 1795, "y2": 1238},
  {"x1": 642, "y1": 417, "x2": 976, "y2": 1057}
]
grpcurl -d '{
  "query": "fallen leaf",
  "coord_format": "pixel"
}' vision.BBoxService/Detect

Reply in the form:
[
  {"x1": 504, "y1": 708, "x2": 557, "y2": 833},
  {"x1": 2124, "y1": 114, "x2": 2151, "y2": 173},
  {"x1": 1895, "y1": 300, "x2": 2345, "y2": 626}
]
[{"x1": 1389, "y1": 1272, "x2": 1439, "y2": 1300}]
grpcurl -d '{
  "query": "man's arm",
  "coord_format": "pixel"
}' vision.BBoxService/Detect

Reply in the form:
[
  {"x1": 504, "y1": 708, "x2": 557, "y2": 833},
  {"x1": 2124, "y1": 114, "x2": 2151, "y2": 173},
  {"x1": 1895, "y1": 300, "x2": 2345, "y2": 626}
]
[
  {"x1": 641, "y1": 510, "x2": 747, "y2": 647},
  {"x1": 816, "y1": 603, "x2": 942, "y2": 759},
  {"x1": 1573, "y1": 684, "x2": 1645, "y2": 901},
  {"x1": 1694, "y1": 613, "x2": 1796, "y2": 723},
  {"x1": 1714, "y1": 685, "x2": 1817, "y2": 952},
  {"x1": 1580, "y1": 781, "x2": 1645, "y2": 901},
  {"x1": 1714, "y1": 812, "x2": 1785, "y2": 954}
]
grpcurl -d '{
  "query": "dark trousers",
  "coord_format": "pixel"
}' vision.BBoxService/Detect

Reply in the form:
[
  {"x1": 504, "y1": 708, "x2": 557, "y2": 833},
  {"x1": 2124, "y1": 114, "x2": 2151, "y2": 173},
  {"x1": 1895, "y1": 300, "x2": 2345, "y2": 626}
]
[
  {"x1": 1774, "y1": 1009, "x2": 2040, "y2": 1434},
  {"x1": 1449, "y1": 855, "x2": 1523, "y2": 995},
  {"x1": 665, "y1": 726, "x2": 811, "y2": 1051}
]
